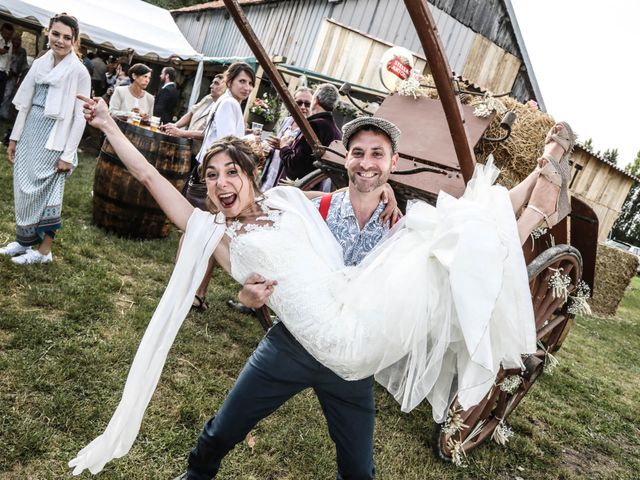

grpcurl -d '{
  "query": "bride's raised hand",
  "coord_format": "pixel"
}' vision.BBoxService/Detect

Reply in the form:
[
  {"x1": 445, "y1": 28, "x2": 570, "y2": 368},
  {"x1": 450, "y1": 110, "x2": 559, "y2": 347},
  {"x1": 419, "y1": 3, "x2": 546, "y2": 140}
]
[{"x1": 77, "y1": 95, "x2": 112, "y2": 131}]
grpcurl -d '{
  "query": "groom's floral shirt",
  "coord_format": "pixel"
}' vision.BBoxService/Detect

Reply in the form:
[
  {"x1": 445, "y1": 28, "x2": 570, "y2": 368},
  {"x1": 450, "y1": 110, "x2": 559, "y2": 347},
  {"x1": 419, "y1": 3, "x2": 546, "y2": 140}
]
[{"x1": 312, "y1": 190, "x2": 389, "y2": 266}]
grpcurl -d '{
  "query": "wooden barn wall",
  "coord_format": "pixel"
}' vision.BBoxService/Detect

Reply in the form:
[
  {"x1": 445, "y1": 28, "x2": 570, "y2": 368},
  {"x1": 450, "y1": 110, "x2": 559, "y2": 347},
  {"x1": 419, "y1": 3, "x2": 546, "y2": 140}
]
[
  {"x1": 174, "y1": 0, "x2": 535, "y2": 102},
  {"x1": 511, "y1": 71, "x2": 535, "y2": 103},
  {"x1": 429, "y1": 0, "x2": 519, "y2": 56},
  {"x1": 570, "y1": 149, "x2": 634, "y2": 241},
  {"x1": 308, "y1": 19, "x2": 428, "y2": 91},
  {"x1": 462, "y1": 34, "x2": 521, "y2": 94}
]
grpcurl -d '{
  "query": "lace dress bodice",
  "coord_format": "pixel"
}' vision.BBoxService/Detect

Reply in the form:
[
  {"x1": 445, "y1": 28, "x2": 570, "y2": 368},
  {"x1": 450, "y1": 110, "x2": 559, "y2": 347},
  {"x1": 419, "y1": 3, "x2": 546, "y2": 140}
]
[{"x1": 228, "y1": 208, "x2": 379, "y2": 376}]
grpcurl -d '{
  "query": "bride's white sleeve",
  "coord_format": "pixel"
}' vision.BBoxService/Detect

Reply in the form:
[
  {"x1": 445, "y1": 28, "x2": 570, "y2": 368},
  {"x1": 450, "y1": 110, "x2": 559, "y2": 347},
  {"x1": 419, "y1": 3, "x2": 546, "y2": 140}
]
[{"x1": 68, "y1": 210, "x2": 226, "y2": 475}]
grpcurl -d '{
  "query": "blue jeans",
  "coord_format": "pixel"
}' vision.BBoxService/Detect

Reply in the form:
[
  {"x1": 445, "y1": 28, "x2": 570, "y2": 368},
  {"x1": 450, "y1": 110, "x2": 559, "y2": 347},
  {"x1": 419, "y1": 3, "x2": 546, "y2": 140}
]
[{"x1": 186, "y1": 322, "x2": 376, "y2": 479}]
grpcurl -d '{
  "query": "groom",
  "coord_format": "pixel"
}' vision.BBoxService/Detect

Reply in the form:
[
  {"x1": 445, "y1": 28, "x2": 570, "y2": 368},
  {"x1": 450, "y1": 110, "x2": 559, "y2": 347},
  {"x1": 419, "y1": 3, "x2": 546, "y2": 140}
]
[{"x1": 177, "y1": 117, "x2": 401, "y2": 480}]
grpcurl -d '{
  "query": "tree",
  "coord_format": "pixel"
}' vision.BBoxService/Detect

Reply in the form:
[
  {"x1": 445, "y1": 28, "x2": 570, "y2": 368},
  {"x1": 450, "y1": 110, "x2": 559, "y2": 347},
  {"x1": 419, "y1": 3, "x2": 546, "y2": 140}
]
[
  {"x1": 582, "y1": 137, "x2": 594, "y2": 153},
  {"x1": 143, "y1": 0, "x2": 202, "y2": 9},
  {"x1": 611, "y1": 150, "x2": 640, "y2": 244},
  {"x1": 603, "y1": 148, "x2": 619, "y2": 165}
]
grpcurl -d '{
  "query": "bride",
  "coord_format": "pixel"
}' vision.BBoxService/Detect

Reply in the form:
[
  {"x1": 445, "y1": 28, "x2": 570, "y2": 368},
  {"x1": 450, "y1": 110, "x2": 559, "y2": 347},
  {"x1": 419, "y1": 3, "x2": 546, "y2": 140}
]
[{"x1": 70, "y1": 95, "x2": 575, "y2": 475}]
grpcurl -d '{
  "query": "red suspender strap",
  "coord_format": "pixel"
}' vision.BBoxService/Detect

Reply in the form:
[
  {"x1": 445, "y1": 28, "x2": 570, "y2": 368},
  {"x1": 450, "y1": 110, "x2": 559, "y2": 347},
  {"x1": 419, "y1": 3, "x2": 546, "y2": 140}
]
[{"x1": 319, "y1": 193, "x2": 333, "y2": 221}]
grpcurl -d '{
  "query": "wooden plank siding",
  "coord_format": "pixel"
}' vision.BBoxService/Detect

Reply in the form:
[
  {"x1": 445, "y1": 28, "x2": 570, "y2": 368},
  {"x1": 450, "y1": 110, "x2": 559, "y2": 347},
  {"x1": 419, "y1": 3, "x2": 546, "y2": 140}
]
[
  {"x1": 569, "y1": 148, "x2": 634, "y2": 242},
  {"x1": 308, "y1": 19, "x2": 427, "y2": 92},
  {"x1": 462, "y1": 34, "x2": 521, "y2": 94}
]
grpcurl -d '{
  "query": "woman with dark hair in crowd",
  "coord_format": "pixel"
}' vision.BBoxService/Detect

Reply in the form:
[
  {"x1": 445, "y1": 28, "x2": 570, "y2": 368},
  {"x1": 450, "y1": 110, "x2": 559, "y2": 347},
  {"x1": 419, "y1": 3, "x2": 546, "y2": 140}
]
[
  {"x1": 194, "y1": 62, "x2": 255, "y2": 167},
  {"x1": 108, "y1": 63, "x2": 154, "y2": 120},
  {"x1": 184, "y1": 61, "x2": 255, "y2": 310},
  {"x1": 110, "y1": 61, "x2": 131, "y2": 88},
  {"x1": 0, "y1": 13, "x2": 90, "y2": 264}
]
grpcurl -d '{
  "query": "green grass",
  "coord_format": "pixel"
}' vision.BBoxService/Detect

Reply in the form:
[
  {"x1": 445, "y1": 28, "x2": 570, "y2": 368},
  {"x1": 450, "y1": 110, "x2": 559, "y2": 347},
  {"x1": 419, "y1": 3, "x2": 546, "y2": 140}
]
[{"x1": 1, "y1": 147, "x2": 639, "y2": 479}]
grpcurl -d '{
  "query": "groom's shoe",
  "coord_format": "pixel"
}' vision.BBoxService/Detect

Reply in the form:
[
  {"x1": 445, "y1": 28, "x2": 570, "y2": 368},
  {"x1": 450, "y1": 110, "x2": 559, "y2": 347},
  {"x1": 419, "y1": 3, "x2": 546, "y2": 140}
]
[{"x1": 172, "y1": 473, "x2": 188, "y2": 480}]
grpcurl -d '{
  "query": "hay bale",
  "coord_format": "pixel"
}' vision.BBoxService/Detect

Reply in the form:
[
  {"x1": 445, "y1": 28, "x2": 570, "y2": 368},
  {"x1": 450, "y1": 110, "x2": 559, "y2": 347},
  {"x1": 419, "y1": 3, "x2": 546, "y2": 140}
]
[
  {"x1": 474, "y1": 97, "x2": 556, "y2": 189},
  {"x1": 590, "y1": 244, "x2": 638, "y2": 317}
]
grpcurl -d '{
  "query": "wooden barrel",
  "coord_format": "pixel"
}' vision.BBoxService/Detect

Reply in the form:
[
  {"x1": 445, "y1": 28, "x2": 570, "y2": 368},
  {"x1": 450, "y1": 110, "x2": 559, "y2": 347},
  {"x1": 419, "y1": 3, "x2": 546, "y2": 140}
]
[{"x1": 92, "y1": 120, "x2": 191, "y2": 239}]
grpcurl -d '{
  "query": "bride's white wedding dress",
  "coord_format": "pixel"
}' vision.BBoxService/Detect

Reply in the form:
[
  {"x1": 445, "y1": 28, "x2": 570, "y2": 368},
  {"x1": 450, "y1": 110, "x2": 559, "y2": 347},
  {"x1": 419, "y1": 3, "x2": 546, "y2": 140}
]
[{"x1": 70, "y1": 160, "x2": 536, "y2": 475}]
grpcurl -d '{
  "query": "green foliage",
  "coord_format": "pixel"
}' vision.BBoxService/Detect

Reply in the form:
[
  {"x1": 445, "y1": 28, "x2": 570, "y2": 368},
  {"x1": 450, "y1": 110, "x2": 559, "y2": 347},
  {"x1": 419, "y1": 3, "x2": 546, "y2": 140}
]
[
  {"x1": 142, "y1": 0, "x2": 203, "y2": 10},
  {"x1": 612, "y1": 150, "x2": 640, "y2": 245},
  {"x1": 603, "y1": 148, "x2": 619, "y2": 165},
  {"x1": 582, "y1": 137, "x2": 593, "y2": 153},
  {"x1": 0, "y1": 145, "x2": 639, "y2": 478}
]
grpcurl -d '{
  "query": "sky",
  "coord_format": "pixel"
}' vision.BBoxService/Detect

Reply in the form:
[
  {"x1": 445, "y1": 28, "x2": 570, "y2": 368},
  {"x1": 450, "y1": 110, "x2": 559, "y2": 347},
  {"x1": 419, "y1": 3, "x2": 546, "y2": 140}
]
[{"x1": 510, "y1": 0, "x2": 639, "y2": 168}]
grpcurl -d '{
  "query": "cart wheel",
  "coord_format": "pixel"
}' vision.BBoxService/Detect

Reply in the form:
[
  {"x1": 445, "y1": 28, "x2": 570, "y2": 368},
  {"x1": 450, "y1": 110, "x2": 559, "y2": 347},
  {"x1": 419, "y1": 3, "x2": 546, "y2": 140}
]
[
  {"x1": 433, "y1": 245, "x2": 582, "y2": 463},
  {"x1": 293, "y1": 169, "x2": 331, "y2": 191}
]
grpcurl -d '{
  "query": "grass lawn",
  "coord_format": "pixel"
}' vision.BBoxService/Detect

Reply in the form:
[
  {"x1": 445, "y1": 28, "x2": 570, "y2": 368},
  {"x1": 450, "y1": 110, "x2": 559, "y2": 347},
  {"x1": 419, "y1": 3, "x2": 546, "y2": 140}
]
[{"x1": 1, "y1": 146, "x2": 639, "y2": 480}]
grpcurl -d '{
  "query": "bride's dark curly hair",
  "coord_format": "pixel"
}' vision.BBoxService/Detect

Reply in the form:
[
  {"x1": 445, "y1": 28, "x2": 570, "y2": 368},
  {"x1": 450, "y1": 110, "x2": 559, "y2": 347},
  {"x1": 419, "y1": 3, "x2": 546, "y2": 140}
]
[{"x1": 199, "y1": 136, "x2": 262, "y2": 214}]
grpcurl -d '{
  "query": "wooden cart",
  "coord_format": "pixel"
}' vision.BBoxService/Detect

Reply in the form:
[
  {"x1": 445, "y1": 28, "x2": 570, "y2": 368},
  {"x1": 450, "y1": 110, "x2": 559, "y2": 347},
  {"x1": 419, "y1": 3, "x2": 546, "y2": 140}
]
[{"x1": 221, "y1": 0, "x2": 599, "y2": 461}]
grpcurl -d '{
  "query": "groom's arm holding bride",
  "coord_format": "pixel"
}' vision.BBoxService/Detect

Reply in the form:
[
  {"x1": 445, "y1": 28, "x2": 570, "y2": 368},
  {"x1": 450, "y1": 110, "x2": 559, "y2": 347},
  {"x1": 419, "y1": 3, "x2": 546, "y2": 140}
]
[{"x1": 238, "y1": 183, "x2": 401, "y2": 309}]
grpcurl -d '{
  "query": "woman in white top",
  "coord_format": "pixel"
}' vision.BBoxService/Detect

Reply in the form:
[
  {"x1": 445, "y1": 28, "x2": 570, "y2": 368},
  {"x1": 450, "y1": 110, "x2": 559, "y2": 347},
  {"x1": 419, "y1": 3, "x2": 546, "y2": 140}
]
[
  {"x1": 195, "y1": 62, "x2": 254, "y2": 165},
  {"x1": 108, "y1": 63, "x2": 154, "y2": 120},
  {"x1": 184, "y1": 62, "x2": 255, "y2": 310},
  {"x1": 0, "y1": 13, "x2": 90, "y2": 264}
]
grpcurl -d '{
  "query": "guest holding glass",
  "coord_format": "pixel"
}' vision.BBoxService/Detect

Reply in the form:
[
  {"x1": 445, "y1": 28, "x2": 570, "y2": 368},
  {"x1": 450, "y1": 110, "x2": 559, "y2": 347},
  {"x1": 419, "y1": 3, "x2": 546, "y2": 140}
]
[
  {"x1": 163, "y1": 73, "x2": 226, "y2": 168},
  {"x1": 180, "y1": 61, "x2": 255, "y2": 311},
  {"x1": 108, "y1": 63, "x2": 154, "y2": 121},
  {"x1": 261, "y1": 86, "x2": 313, "y2": 190}
]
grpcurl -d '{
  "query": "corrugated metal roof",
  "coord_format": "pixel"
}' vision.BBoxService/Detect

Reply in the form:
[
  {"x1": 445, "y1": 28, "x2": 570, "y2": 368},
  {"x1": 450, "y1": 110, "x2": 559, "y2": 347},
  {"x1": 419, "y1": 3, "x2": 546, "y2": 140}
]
[
  {"x1": 172, "y1": 0, "x2": 270, "y2": 13},
  {"x1": 175, "y1": 1, "x2": 334, "y2": 66},
  {"x1": 175, "y1": 1, "x2": 476, "y2": 75},
  {"x1": 576, "y1": 145, "x2": 640, "y2": 183}
]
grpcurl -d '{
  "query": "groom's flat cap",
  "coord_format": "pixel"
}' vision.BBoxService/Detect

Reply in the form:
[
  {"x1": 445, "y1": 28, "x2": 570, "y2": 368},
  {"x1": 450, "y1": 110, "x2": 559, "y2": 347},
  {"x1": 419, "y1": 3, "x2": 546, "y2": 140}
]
[{"x1": 341, "y1": 117, "x2": 401, "y2": 154}]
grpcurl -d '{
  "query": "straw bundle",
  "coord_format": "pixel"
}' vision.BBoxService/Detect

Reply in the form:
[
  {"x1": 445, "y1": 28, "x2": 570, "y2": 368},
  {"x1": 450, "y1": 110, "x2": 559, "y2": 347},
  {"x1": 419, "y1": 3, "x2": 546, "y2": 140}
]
[
  {"x1": 474, "y1": 96, "x2": 556, "y2": 189},
  {"x1": 590, "y1": 244, "x2": 638, "y2": 317}
]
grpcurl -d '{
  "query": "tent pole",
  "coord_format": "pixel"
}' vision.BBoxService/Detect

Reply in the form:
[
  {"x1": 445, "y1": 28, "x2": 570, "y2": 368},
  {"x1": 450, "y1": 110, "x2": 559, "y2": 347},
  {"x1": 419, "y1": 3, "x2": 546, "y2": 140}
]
[{"x1": 188, "y1": 57, "x2": 204, "y2": 109}]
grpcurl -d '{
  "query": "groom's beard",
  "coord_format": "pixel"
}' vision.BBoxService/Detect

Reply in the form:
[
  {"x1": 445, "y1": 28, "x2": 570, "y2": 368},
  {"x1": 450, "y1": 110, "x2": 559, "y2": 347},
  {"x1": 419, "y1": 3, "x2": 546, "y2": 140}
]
[{"x1": 348, "y1": 169, "x2": 391, "y2": 193}]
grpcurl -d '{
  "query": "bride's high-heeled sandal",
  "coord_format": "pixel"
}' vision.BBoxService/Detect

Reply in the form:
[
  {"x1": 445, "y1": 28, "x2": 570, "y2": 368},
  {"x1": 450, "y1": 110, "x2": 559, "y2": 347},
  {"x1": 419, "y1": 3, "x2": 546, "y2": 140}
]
[
  {"x1": 526, "y1": 122, "x2": 576, "y2": 230},
  {"x1": 545, "y1": 121, "x2": 576, "y2": 154}
]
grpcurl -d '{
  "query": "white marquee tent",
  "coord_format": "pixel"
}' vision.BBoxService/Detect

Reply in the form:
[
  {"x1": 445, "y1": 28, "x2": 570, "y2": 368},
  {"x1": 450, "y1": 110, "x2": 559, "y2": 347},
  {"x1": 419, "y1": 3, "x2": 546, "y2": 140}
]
[
  {"x1": 0, "y1": 0, "x2": 207, "y2": 105},
  {"x1": 0, "y1": 0, "x2": 201, "y2": 60}
]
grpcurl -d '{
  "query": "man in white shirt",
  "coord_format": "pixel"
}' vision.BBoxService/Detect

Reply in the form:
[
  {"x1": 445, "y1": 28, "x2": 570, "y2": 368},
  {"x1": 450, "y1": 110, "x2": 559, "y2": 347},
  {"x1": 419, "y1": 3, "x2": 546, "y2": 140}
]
[
  {"x1": 163, "y1": 74, "x2": 226, "y2": 164},
  {"x1": 0, "y1": 23, "x2": 15, "y2": 106}
]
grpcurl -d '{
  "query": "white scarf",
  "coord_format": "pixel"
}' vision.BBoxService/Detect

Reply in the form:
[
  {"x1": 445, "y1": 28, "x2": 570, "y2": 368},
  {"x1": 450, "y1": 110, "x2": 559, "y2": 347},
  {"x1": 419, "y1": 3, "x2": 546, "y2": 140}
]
[
  {"x1": 69, "y1": 209, "x2": 226, "y2": 475},
  {"x1": 68, "y1": 188, "x2": 341, "y2": 475},
  {"x1": 13, "y1": 49, "x2": 81, "y2": 119}
]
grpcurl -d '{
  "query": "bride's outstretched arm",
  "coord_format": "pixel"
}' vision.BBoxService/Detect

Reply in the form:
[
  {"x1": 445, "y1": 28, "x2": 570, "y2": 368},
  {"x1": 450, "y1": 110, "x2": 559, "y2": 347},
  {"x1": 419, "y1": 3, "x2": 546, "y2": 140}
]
[{"x1": 78, "y1": 95, "x2": 194, "y2": 231}]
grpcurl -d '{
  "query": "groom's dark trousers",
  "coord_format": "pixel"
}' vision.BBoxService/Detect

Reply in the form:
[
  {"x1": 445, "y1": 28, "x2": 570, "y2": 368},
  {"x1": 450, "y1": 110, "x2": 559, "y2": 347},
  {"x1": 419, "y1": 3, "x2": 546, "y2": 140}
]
[{"x1": 185, "y1": 321, "x2": 375, "y2": 480}]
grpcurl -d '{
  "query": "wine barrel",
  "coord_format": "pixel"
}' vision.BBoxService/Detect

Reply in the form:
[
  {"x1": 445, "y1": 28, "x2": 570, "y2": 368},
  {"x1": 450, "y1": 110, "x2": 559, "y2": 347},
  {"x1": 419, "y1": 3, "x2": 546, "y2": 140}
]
[{"x1": 92, "y1": 120, "x2": 191, "y2": 239}]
